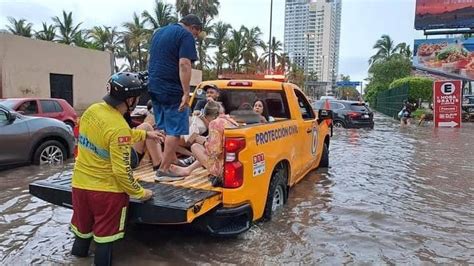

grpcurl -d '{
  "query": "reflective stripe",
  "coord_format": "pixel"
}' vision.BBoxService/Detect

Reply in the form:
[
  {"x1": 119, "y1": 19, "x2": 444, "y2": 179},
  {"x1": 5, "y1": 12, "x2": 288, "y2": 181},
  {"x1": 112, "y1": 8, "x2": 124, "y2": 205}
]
[
  {"x1": 93, "y1": 232, "x2": 125, "y2": 243},
  {"x1": 119, "y1": 207, "x2": 127, "y2": 231},
  {"x1": 78, "y1": 134, "x2": 110, "y2": 159},
  {"x1": 70, "y1": 224, "x2": 93, "y2": 239}
]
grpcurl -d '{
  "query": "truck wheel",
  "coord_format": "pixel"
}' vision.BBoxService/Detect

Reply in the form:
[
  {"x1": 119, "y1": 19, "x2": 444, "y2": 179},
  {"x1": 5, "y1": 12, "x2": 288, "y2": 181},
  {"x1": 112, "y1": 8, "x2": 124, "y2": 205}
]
[
  {"x1": 33, "y1": 140, "x2": 66, "y2": 165},
  {"x1": 263, "y1": 164, "x2": 288, "y2": 221},
  {"x1": 318, "y1": 143, "x2": 329, "y2": 168}
]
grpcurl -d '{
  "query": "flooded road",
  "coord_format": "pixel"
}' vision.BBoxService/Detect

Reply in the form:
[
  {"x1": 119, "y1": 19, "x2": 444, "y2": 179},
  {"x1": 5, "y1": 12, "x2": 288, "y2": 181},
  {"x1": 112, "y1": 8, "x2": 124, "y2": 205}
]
[{"x1": 1, "y1": 114, "x2": 474, "y2": 265}]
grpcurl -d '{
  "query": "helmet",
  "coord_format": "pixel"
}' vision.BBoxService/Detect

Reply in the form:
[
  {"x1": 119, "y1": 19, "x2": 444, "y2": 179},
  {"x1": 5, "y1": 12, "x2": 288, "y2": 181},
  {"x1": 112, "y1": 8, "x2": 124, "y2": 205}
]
[{"x1": 103, "y1": 72, "x2": 148, "y2": 107}]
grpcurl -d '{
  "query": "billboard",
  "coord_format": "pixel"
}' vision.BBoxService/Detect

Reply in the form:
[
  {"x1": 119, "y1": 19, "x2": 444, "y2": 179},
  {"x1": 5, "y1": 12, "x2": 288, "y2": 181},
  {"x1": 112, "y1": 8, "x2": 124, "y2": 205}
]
[
  {"x1": 415, "y1": 0, "x2": 474, "y2": 30},
  {"x1": 413, "y1": 37, "x2": 474, "y2": 80}
]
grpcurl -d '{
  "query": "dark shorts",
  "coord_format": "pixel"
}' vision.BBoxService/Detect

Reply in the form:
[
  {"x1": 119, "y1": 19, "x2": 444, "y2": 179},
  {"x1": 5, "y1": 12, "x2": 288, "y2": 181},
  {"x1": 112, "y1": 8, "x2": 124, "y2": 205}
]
[
  {"x1": 71, "y1": 188, "x2": 129, "y2": 243},
  {"x1": 131, "y1": 148, "x2": 144, "y2": 169},
  {"x1": 151, "y1": 99, "x2": 190, "y2": 137}
]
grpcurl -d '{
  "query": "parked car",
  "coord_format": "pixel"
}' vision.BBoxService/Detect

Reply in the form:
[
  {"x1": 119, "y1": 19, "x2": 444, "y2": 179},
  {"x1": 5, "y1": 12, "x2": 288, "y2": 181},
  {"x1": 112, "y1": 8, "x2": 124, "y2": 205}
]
[
  {"x1": 462, "y1": 95, "x2": 474, "y2": 113},
  {"x1": 0, "y1": 98, "x2": 77, "y2": 129},
  {"x1": 0, "y1": 104, "x2": 75, "y2": 169},
  {"x1": 313, "y1": 99, "x2": 374, "y2": 129}
]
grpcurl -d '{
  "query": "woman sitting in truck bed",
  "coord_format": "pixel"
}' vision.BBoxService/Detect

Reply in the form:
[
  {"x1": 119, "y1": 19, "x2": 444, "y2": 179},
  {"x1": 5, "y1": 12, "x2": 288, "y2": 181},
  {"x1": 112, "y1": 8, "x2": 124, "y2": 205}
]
[{"x1": 171, "y1": 101, "x2": 238, "y2": 177}]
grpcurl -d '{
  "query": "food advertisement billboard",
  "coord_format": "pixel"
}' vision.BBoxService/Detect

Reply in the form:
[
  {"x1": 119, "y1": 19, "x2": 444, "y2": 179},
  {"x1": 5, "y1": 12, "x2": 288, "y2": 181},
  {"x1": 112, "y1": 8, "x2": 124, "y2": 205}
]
[
  {"x1": 413, "y1": 38, "x2": 474, "y2": 80},
  {"x1": 415, "y1": 0, "x2": 474, "y2": 30}
]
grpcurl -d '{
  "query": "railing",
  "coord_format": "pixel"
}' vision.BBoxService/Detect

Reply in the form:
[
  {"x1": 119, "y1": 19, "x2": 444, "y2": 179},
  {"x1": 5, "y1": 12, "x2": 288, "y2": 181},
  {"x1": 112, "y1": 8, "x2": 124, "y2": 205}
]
[{"x1": 373, "y1": 85, "x2": 409, "y2": 119}]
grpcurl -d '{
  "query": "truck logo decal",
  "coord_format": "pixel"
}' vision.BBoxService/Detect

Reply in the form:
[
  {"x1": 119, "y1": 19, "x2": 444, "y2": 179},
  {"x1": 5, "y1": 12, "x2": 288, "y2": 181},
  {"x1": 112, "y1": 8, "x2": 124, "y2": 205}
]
[
  {"x1": 253, "y1": 153, "x2": 265, "y2": 176},
  {"x1": 255, "y1": 125, "x2": 298, "y2": 145}
]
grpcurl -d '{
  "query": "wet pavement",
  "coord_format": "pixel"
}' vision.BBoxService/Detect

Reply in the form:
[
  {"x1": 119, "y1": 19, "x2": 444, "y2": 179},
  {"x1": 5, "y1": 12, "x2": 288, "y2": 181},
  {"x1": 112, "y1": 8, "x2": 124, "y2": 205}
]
[{"x1": 1, "y1": 114, "x2": 474, "y2": 265}]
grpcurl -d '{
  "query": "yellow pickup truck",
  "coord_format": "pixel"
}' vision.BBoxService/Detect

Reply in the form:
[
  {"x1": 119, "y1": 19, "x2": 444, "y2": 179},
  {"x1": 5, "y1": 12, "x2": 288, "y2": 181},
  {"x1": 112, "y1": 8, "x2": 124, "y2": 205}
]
[{"x1": 29, "y1": 79, "x2": 333, "y2": 236}]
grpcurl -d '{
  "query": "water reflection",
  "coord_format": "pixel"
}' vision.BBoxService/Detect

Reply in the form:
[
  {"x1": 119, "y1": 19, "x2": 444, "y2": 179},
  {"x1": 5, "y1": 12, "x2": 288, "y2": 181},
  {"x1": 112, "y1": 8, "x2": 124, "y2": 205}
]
[{"x1": 1, "y1": 115, "x2": 473, "y2": 264}]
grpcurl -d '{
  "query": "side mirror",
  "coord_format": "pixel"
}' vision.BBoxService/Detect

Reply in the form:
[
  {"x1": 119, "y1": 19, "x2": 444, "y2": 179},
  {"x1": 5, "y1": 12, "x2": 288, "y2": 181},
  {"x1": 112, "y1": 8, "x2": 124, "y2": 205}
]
[
  {"x1": 318, "y1": 109, "x2": 333, "y2": 124},
  {"x1": 8, "y1": 112, "x2": 17, "y2": 123}
]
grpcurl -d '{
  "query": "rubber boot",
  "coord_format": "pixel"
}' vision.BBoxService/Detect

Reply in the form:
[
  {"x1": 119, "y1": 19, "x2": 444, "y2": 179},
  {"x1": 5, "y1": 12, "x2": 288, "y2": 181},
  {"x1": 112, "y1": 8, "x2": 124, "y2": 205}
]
[
  {"x1": 71, "y1": 236, "x2": 92, "y2": 257},
  {"x1": 94, "y1": 242, "x2": 113, "y2": 266}
]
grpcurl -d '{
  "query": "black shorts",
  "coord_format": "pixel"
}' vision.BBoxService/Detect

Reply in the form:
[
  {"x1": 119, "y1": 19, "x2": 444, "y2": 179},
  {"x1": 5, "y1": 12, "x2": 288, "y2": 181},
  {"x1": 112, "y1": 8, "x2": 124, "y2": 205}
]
[{"x1": 131, "y1": 148, "x2": 144, "y2": 169}]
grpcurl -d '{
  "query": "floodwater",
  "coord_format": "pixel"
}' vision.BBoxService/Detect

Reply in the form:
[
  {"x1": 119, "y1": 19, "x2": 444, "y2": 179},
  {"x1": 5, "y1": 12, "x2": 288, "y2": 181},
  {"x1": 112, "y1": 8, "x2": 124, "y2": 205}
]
[{"x1": 1, "y1": 115, "x2": 474, "y2": 265}]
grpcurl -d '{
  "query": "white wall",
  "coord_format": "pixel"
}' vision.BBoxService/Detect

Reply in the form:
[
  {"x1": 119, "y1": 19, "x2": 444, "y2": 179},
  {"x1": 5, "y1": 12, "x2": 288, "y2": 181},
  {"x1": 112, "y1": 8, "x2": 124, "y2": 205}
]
[{"x1": 0, "y1": 33, "x2": 112, "y2": 111}]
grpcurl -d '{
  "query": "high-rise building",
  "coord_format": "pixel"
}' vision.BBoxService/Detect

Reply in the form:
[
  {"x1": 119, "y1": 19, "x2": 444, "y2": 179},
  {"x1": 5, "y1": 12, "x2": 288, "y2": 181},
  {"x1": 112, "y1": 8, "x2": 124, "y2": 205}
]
[{"x1": 284, "y1": 0, "x2": 342, "y2": 95}]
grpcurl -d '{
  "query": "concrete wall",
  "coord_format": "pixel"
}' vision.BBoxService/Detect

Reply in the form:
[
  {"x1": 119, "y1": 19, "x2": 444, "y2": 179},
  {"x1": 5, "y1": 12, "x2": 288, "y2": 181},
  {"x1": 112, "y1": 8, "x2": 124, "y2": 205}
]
[{"x1": 0, "y1": 33, "x2": 112, "y2": 111}]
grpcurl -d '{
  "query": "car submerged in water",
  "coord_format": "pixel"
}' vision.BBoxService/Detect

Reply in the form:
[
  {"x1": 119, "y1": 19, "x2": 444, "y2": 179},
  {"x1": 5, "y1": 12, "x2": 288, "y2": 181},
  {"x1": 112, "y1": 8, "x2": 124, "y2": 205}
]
[{"x1": 312, "y1": 99, "x2": 374, "y2": 129}]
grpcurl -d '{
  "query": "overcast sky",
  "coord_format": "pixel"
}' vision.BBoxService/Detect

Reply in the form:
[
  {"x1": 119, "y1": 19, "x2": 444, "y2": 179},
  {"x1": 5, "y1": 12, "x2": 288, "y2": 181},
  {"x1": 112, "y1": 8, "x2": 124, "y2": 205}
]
[{"x1": 0, "y1": 0, "x2": 425, "y2": 82}]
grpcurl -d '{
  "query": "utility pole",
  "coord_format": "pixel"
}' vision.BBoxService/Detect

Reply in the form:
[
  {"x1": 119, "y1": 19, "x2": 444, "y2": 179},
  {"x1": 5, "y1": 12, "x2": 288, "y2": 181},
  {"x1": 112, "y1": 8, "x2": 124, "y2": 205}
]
[{"x1": 268, "y1": 0, "x2": 273, "y2": 74}]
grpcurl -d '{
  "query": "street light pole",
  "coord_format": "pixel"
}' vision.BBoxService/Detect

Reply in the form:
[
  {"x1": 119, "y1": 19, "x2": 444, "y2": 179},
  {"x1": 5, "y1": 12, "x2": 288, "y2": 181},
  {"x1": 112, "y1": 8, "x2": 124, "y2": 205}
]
[
  {"x1": 268, "y1": 0, "x2": 273, "y2": 74},
  {"x1": 305, "y1": 33, "x2": 309, "y2": 94}
]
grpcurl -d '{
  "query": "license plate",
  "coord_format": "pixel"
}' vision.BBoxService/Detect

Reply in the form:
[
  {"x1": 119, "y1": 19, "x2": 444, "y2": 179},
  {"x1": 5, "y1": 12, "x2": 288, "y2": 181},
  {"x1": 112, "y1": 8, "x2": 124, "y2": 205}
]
[{"x1": 363, "y1": 114, "x2": 369, "y2": 118}]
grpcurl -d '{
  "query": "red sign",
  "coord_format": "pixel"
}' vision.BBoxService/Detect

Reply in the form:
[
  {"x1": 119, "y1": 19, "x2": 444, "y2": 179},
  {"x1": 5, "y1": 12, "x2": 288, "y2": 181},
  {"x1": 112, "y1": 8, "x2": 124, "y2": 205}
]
[{"x1": 433, "y1": 80, "x2": 462, "y2": 128}]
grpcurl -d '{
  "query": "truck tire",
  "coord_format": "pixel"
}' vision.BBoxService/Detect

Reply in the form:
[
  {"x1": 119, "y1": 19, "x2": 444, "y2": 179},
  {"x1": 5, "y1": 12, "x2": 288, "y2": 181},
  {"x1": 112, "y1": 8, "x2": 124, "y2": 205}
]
[
  {"x1": 318, "y1": 143, "x2": 329, "y2": 168},
  {"x1": 33, "y1": 140, "x2": 66, "y2": 165},
  {"x1": 263, "y1": 164, "x2": 288, "y2": 221}
]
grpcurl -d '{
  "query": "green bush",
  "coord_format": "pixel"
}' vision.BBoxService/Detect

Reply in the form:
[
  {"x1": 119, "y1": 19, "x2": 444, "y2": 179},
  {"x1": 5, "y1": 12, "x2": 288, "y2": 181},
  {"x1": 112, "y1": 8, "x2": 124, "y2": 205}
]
[{"x1": 389, "y1": 76, "x2": 433, "y2": 102}]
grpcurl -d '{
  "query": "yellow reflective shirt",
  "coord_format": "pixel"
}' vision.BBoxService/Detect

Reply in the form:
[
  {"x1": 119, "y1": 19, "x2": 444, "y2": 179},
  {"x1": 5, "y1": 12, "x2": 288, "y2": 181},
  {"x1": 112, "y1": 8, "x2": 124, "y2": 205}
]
[{"x1": 72, "y1": 102, "x2": 147, "y2": 199}]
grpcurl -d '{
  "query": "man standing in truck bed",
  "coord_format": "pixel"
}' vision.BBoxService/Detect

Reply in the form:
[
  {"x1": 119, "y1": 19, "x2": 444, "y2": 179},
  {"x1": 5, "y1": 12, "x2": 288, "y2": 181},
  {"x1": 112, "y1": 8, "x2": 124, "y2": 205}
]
[{"x1": 148, "y1": 14, "x2": 202, "y2": 181}]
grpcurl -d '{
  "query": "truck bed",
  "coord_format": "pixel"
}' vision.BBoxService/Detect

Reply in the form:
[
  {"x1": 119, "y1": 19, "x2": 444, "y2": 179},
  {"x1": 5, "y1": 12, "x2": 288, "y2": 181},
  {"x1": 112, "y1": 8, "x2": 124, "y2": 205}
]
[{"x1": 29, "y1": 163, "x2": 222, "y2": 224}]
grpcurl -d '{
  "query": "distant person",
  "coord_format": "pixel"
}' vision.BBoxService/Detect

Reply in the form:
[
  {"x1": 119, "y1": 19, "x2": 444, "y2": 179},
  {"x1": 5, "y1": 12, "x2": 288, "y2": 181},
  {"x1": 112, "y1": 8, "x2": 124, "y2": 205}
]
[
  {"x1": 399, "y1": 100, "x2": 414, "y2": 126},
  {"x1": 70, "y1": 72, "x2": 163, "y2": 265},
  {"x1": 147, "y1": 14, "x2": 202, "y2": 181}
]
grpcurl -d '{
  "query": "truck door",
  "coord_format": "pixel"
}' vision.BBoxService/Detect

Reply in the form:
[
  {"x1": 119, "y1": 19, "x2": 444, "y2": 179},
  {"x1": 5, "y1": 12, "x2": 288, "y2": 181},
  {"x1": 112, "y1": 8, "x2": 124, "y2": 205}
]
[{"x1": 292, "y1": 89, "x2": 318, "y2": 183}]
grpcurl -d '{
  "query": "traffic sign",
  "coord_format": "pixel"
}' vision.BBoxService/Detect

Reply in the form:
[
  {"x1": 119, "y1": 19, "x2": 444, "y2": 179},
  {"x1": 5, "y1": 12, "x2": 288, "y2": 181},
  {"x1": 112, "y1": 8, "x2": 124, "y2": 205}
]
[
  {"x1": 336, "y1": 81, "x2": 362, "y2": 87},
  {"x1": 433, "y1": 80, "x2": 462, "y2": 128}
]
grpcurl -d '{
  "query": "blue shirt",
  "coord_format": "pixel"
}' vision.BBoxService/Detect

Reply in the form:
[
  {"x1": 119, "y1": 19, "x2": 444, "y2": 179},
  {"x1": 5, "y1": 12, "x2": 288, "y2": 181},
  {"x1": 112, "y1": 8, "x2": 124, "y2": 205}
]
[{"x1": 148, "y1": 24, "x2": 198, "y2": 105}]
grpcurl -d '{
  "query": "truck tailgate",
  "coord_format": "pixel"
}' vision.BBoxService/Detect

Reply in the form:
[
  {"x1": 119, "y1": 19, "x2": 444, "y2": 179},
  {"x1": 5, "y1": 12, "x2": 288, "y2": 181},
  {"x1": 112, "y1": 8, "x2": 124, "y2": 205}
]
[{"x1": 29, "y1": 165, "x2": 222, "y2": 224}]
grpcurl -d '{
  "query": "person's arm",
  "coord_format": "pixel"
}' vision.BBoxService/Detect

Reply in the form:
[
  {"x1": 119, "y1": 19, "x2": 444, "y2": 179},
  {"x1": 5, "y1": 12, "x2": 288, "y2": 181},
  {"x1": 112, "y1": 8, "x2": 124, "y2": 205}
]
[
  {"x1": 109, "y1": 128, "x2": 145, "y2": 199},
  {"x1": 178, "y1": 33, "x2": 198, "y2": 112},
  {"x1": 179, "y1": 58, "x2": 192, "y2": 97},
  {"x1": 130, "y1": 128, "x2": 146, "y2": 143}
]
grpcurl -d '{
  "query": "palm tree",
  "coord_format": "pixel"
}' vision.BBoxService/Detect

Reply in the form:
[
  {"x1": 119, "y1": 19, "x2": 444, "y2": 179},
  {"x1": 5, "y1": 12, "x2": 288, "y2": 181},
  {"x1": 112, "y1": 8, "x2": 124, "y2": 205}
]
[
  {"x1": 52, "y1": 11, "x2": 82, "y2": 45},
  {"x1": 224, "y1": 29, "x2": 246, "y2": 72},
  {"x1": 209, "y1": 21, "x2": 231, "y2": 74},
  {"x1": 35, "y1": 22, "x2": 56, "y2": 41},
  {"x1": 73, "y1": 30, "x2": 99, "y2": 50},
  {"x1": 395, "y1": 42, "x2": 412, "y2": 59},
  {"x1": 176, "y1": 0, "x2": 220, "y2": 26},
  {"x1": 89, "y1": 26, "x2": 109, "y2": 51},
  {"x1": 262, "y1": 37, "x2": 282, "y2": 71},
  {"x1": 241, "y1": 26, "x2": 265, "y2": 73},
  {"x1": 369, "y1": 34, "x2": 397, "y2": 65},
  {"x1": 276, "y1": 52, "x2": 289, "y2": 73},
  {"x1": 122, "y1": 13, "x2": 152, "y2": 71},
  {"x1": 6, "y1": 17, "x2": 33, "y2": 37},
  {"x1": 142, "y1": 0, "x2": 177, "y2": 30}
]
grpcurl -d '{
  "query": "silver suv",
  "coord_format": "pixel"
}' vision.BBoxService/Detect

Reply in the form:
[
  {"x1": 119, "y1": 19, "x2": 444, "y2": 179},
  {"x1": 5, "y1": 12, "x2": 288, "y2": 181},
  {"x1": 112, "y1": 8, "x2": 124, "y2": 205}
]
[{"x1": 0, "y1": 104, "x2": 75, "y2": 169}]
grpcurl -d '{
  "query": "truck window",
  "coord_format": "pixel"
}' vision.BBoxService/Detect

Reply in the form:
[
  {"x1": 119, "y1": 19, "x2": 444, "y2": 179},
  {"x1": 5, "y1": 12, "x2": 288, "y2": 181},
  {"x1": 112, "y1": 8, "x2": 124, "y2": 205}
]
[
  {"x1": 217, "y1": 89, "x2": 290, "y2": 120},
  {"x1": 294, "y1": 89, "x2": 315, "y2": 120}
]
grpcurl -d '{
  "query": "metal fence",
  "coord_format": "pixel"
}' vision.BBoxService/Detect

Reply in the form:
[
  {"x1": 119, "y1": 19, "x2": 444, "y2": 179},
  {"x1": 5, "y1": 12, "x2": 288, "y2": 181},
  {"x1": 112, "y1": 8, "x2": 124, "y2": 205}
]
[{"x1": 373, "y1": 85, "x2": 409, "y2": 118}]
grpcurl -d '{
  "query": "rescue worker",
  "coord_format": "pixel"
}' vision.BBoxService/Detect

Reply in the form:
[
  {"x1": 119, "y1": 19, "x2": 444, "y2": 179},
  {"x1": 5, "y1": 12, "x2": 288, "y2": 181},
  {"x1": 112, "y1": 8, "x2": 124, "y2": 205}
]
[{"x1": 70, "y1": 72, "x2": 163, "y2": 265}]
